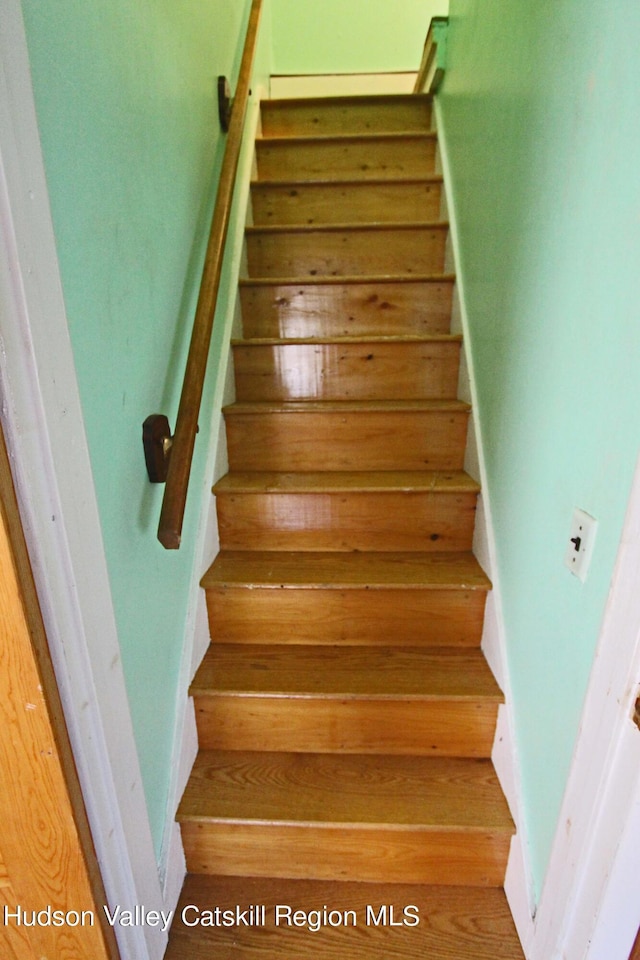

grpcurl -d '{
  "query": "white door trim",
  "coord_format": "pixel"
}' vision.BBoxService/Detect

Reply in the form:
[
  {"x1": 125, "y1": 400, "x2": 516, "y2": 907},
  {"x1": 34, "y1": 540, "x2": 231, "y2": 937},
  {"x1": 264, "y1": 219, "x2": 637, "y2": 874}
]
[
  {"x1": 0, "y1": 4, "x2": 164, "y2": 958},
  {"x1": 531, "y1": 451, "x2": 640, "y2": 960}
]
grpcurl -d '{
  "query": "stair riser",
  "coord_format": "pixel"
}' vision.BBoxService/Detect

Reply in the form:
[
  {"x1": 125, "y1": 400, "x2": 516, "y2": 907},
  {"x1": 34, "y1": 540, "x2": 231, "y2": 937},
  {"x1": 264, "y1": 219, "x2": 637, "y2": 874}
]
[
  {"x1": 260, "y1": 97, "x2": 432, "y2": 137},
  {"x1": 232, "y1": 341, "x2": 460, "y2": 402},
  {"x1": 256, "y1": 137, "x2": 437, "y2": 182},
  {"x1": 225, "y1": 410, "x2": 469, "y2": 471},
  {"x1": 246, "y1": 227, "x2": 447, "y2": 278},
  {"x1": 251, "y1": 180, "x2": 442, "y2": 226},
  {"x1": 180, "y1": 822, "x2": 511, "y2": 886},
  {"x1": 216, "y1": 491, "x2": 477, "y2": 552},
  {"x1": 194, "y1": 698, "x2": 498, "y2": 757},
  {"x1": 240, "y1": 281, "x2": 454, "y2": 339},
  {"x1": 206, "y1": 587, "x2": 487, "y2": 647}
]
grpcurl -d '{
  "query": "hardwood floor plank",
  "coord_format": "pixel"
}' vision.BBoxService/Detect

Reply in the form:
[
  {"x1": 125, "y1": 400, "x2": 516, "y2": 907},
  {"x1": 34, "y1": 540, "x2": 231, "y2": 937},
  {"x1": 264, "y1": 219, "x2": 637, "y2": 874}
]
[
  {"x1": 192, "y1": 646, "x2": 501, "y2": 699},
  {"x1": 202, "y1": 550, "x2": 491, "y2": 590},
  {"x1": 166, "y1": 876, "x2": 524, "y2": 960},
  {"x1": 179, "y1": 752, "x2": 512, "y2": 830}
]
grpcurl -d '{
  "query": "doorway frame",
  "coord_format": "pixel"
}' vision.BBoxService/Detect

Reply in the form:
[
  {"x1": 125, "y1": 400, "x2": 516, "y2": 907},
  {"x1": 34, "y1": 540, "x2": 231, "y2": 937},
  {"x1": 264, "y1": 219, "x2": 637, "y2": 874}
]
[{"x1": 0, "y1": 3, "x2": 165, "y2": 958}]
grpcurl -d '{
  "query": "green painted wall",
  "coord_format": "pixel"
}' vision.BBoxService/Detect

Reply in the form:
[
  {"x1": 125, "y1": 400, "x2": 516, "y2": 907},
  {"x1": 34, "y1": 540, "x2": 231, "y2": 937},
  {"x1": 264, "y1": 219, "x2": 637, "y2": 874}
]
[
  {"x1": 440, "y1": 1, "x2": 640, "y2": 895},
  {"x1": 271, "y1": 0, "x2": 448, "y2": 75},
  {"x1": 20, "y1": 0, "x2": 260, "y2": 852}
]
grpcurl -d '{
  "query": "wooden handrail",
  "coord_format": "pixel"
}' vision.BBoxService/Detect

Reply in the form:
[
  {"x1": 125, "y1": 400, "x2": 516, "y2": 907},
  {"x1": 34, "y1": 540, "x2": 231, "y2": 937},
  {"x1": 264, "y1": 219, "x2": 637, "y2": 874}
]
[
  {"x1": 156, "y1": 0, "x2": 263, "y2": 549},
  {"x1": 414, "y1": 16, "x2": 448, "y2": 94}
]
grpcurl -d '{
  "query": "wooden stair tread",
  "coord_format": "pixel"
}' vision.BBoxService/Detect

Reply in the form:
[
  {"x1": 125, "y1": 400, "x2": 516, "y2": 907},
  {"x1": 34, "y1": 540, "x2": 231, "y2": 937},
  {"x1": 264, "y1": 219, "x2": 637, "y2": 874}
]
[
  {"x1": 178, "y1": 752, "x2": 513, "y2": 832},
  {"x1": 252, "y1": 174, "x2": 444, "y2": 188},
  {"x1": 225, "y1": 398, "x2": 470, "y2": 415},
  {"x1": 245, "y1": 221, "x2": 448, "y2": 235},
  {"x1": 192, "y1": 645, "x2": 502, "y2": 701},
  {"x1": 214, "y1": 470, "x2": 479, "y2": 494},
  {"x1": 261, "y1": 93, "x2": 433, "y2": 109},
  {"x1": 176, "y1": 93, "x2": 516, "y2": 902},
  {"x1": 257, "y1": 132, "x2": 438, "y2": 146},
  {"x1": 166, "y1": 875, "x2": 525, "y2": 960},
  {"x1": 240, "y1": 273, "x2": 455, "y2": 286},
  {"x1": 202, "y1": 551, "x2": 491, "y2": 591},
  {"x1": 231, "y1": 334, "x2": 462, "y2": 346}
]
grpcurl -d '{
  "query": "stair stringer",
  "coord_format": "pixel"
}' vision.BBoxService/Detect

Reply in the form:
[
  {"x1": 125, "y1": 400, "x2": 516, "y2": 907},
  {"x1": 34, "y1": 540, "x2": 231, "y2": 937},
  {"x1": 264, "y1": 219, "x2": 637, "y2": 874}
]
[
  {"x1": 157, "y1": 90, "x2": 268, "y2": 913},
  {"x1": 433, "y1": 97, "x2": 536, "y2": 957}
]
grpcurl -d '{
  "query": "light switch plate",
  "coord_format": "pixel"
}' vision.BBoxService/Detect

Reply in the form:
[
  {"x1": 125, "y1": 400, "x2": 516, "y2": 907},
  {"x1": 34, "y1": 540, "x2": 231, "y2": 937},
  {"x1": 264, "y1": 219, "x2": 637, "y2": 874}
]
[{"x1": 564, "y1": 508, "x2": 597, "y2": 582}]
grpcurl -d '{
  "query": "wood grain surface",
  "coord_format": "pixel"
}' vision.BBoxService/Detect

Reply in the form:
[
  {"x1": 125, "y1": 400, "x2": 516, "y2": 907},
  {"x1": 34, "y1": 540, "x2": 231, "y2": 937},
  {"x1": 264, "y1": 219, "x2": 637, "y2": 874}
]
[
  {"x1": 192, "y1": 645, "x2": 501, "y2": 699},
  {"x1": 0, "y1": 431, "x2": 115, "y2": 959},
  {"x1": 214, "y1": 494, "x2": 476, "y2": 551},
  {"x1": 179, "y1": 751, "x2": 512, "y2": 828},
  {"x1": 203, "y1": 550, "x2": 489, "y2": 645},
  {"x1": 224, "y1": 400, "x2": 470, "y2": 471},
  {"x1": 245, "y1": 223, "x2": 448, "y2": 277},
  {"x1": 250, "y1": 178, "x2": 443, "y2": 225},
  {"x1": 239, "y1": 276, "x2": 455, "y2": 339},
  {"x1": 192, "y1": 646, "x2": 501, "y2": 755},
  {"x1": 232, "y1": 336, "x2": 461, "y2": 402},
  {"x1": 255, "y1": 134, "x2": 437, "y2": 182},
  {"x1": 205, "y1": 584, "x2": 487, "y2": 646},
  {"x1": 180, "y1": 820, "x2": 512, "y2": 885},
  {"x1": 166, "y1": 875, "x2": 524, "y2": 960},
  {"x1": 260, "y1": 94, "x2": 432, "y2": 137},
  {"x1": 178, "y1": 752, "x2": 512, "y2": 884}
]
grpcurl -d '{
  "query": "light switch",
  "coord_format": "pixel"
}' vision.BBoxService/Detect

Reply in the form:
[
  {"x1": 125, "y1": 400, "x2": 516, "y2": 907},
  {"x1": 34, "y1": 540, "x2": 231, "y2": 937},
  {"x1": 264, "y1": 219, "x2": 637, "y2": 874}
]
[{"x1": 564, "y1": 508, "x2": 597, "y2": 582}]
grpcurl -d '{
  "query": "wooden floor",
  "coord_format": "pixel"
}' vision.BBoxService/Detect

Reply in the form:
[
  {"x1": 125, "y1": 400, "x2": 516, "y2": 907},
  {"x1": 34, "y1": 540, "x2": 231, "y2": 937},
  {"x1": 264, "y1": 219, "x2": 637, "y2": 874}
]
[{"x1": 165, "y1": 875, "x2": 524, "y2": 960}]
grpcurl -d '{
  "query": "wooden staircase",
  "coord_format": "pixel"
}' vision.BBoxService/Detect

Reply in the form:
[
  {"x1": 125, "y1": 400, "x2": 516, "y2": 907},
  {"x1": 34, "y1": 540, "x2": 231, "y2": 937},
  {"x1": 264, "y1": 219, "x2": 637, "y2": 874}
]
[{"x1": 167, "y1": 94, "x2": 523, "y2": 959}]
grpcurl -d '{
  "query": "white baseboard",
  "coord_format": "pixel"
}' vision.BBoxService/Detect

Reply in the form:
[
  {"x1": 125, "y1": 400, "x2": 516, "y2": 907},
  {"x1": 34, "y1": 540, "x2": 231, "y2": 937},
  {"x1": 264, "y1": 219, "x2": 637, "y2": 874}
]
[
  {"x1": 505, "y1": 831, "x2": 537, "y2": 956},
  {"x1": 433, "y1": 95, "x2": 534, "y2": 957},
  {"x1": 269, "y1": 72, "x2": 417, "y2": 98},
  {"x1": 161, "y1": 823, "x2": 186, "y2": 923}
]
